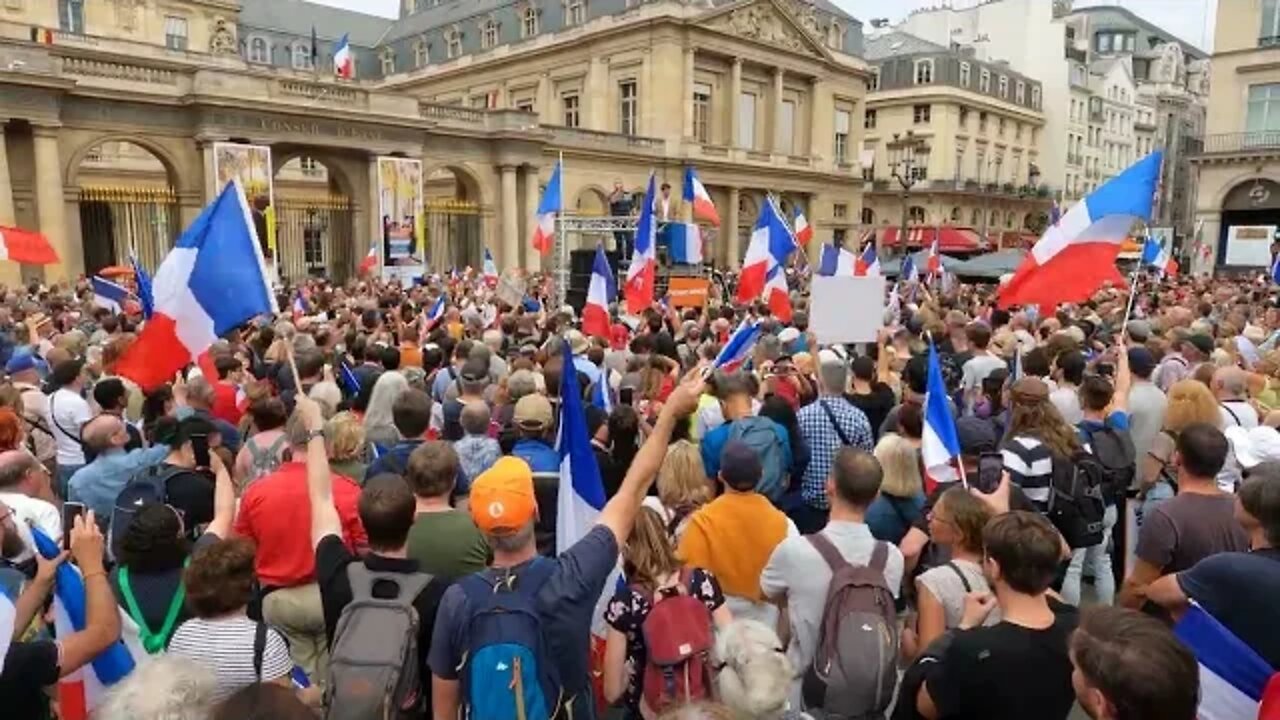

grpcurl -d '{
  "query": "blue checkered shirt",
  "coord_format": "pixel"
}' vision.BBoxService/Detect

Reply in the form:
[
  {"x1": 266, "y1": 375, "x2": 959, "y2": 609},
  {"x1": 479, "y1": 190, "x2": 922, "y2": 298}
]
[{"x1": 797, "y1": 397, "x2": 874, "y2": 509}]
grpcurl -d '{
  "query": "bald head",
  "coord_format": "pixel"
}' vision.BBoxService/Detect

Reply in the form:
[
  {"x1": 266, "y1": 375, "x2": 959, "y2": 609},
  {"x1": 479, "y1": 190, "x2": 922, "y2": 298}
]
[
  {"x1": 1213, "y1": 367, "x2": 1248, "y2": 401},
  {"x1": 82, "y1": 414, "x2": 126, "y2": 453},
  {"x1": 0, "y1": 450, "x2": 39, "y2": 490},
  {"x1": 829, "y1": 448, "x2": 883, "y2": 509}
]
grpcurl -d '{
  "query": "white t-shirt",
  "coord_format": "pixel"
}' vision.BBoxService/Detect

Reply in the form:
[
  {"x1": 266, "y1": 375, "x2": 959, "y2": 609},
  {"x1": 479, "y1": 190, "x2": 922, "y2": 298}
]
[
  {"x1": 168, "y1": 615, "x2": 291, "y2": 702},
  {"x1": 46, "y1": 388, "x2": 90, "y2": 466},
  {"x1": 1049, "y1": 385, "x2": 1083, "y2": 425},
  {"x1": 961, "y1": 353, "x2": 1007, "y2": 392},
  {"x1": 0, "y1": 491, "x2": 60, "y2": 563}
]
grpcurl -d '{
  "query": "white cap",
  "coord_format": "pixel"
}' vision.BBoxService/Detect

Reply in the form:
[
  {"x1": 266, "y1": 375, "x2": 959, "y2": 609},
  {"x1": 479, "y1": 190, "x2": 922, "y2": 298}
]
[
  {"x1": 778, "y1": 327, "x2": 800, "y2": 344},
  {"x1": 1225, "y1": 425, "x2": 1280, "y2": 470}
]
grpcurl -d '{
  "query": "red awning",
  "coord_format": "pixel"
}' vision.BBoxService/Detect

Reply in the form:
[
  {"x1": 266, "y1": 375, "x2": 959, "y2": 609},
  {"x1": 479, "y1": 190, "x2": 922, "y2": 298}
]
[
  {"x1": 998, "y1": 231, "x2": 1039, "y2": 249},
  {"x1": 879, "y1": 226, "x2": 984, "y2": 253}
]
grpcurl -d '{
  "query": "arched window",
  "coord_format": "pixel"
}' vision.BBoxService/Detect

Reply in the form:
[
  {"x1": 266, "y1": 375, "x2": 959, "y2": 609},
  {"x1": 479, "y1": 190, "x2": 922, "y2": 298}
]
[
  {"x1": 522, "y1": 6, "x2": 539, "y2": 37},
  {"x1": 445, "y1": 27, "x2": 462, "y2": 59},
  {"x1": 860, "y1": 207, "x2": 875, "y2": 225},
  {"x1": 481, "y1": 19, "x2": 499, "y2": 49},
  {"x1": 990, "y1": 210, "x2": 1000, "y2": 227},
  {"x1": 1005, "y1": 211, "x2": 1016, "y2": 228},
  {"x1": 908, "y1": 206, "x2": 927, "y2": 224},
  {"x1": 247, "y1": 36, "x2": 270, "y2": 64},
  {"x1": 414, "y1": 39, "x2": 429, "y2": 68},
  {"x1": 971, "y1": 208, "x2": 981, "y2": 225},
  {"x1": 950, "y1": 206, "x2": 961, "y2": 222},
  {"x1": 291, "y1": 41, "x2": 313, "y2": 70}
]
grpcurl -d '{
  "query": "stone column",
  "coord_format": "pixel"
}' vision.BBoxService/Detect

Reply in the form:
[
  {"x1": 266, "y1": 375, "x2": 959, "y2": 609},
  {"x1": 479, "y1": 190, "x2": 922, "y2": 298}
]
[
  {"x1": 500, "y1": 165, "x2": 519, "y2": 271},
  {"x1": 771, "y1": 67, "x2": 785, "y2": 154},
  {"x1": 32, "y1": 126, "x2": 70, "y2": 282},
  {"x1": 729, "y1": 58, "x2": 743, "y2": 148},
  {"x1": 726, "y1": 186, "x2": 741, "y2": 269},
  {"x1": 586, "y1": 57, "x2": 608, "y2": 132},
  {"x1": 522, "y1": 164, "x2": 541, "y2": 273},
  {"x1": 0, "y1": 123, "x2": 20, "y2": 287},
  {"x1": 682, "y1": 47, "x2": 696, "y2": 140},
  {"x1": 535, "y1": 73, "x2": 551, "y2": 124},
  {"x1": 199, "y1": 140, "x2": 219, "y2": 202},
  {"x1": 809, "y1": 77, "x2": 826, "y2": 160}
]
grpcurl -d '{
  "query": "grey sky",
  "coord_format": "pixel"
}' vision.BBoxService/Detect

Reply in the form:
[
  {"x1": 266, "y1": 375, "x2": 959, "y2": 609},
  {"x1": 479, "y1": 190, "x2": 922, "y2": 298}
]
[{"x1": 306, "y1": 0, "x2": 1218, "y2": 52}]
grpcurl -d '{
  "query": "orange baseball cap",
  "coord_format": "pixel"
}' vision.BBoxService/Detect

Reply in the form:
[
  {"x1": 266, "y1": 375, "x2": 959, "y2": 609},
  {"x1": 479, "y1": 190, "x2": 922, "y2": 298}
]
[{"x1": 470, "y1": 457, "x2": 537, "y2": 533}]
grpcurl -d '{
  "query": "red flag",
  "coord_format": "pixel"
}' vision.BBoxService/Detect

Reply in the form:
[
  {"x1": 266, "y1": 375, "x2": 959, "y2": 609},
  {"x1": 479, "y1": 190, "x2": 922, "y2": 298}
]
[{"x1": 0, "y1": 227, "x2": 59, "y2": 265}]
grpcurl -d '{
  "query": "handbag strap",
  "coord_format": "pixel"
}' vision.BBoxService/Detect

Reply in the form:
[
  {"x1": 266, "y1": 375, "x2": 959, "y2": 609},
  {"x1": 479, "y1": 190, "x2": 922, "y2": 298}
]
[
  {"x1": 943, "y1": 561, "x2": 973, "y2": 594},
  {"x1": 817, "y1": 399, "x2": 853, "y2": 447}
]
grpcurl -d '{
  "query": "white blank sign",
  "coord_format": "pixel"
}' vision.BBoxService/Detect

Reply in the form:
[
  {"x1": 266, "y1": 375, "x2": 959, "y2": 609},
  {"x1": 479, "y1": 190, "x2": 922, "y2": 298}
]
[{"x1": 810, "y1": 275, "x2": 886, "y2": 345}]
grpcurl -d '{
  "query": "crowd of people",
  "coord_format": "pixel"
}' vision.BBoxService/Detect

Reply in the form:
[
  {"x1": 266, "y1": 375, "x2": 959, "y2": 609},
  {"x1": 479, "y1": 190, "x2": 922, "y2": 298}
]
[{"x1": 0, "y1": 266, "x2": 1277, "y2": 720}]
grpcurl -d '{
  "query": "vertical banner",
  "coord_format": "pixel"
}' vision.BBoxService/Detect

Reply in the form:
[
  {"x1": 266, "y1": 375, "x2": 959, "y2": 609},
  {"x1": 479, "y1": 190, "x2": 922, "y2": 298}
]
[
  {"x1": 212, "y1": 143, "x2": 277, "y2": 279},
  {"x1": 377, "y1": 157, "x2": 425, "y2": 286}
]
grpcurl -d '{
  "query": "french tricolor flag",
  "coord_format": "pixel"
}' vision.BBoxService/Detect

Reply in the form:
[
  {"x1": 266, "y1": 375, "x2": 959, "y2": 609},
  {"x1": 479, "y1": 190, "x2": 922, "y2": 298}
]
[
  {"x1": 713, "y1": 318, "x2": 762, "y2": 372},
  {"x1": 818, "y1": 243, "x2": 857, "y2": 276},
  {"x1": 32, "y1": 526, "x2": 144, "y2": 720},
  {"x1": 999, "y1": 152, "x2": 1162, "y2": 309},
  {"x1": 291, "y1": 289, "x2": 307, "y2": 320},
  {"x1": 591, "y1": 373, "x2": 613, "y2": 414},
  {"x1": 582, "y1": 244, "x2": 615, "y2": 339},
  {"x1": 1141, "y1": 235, "x2": 1178, "y2": 277},
  {"x1": 737, "y1": 199, "x2": 795, "y2": 305},
  {"x1": 922, "y1": 342, "x2": 961, "y2": 491},
  {"x1": 926, "y1": 236, "x2": 941, "y2": 276},
  {"x1": 358, "y1": 242, "x2": 378, "y2": 275},
  {"x1": 482, "y1": 247, "x2": 499, "y2": 285},
  {"x1": 115, "y1": 181, "x2": 278, "y2": 392},
  {"x1": 531, "y1": 161, "x2": 562, "y2": 256},
  {"x1": 624, "y1": 173, "x2": 658, "y2": 314},
  {"x1": 901, "y1": 255, "x2": 919, "y2": 284},
  {"x1": 333, "y1": 33, "x2": 354, "y2": 79},
  {"x1": 683, "y1": 166, "x2": 719, "y2": 226},
  {"x1": 856, "y1": 242, "x2": 880, "y2": 277},
  {"x1": 794, "y1": 208, "x2": 813, "y2": 247},
  {"x1": 425, "y1": 293, "x2": 446, "y2": 326},
  {"x1": 1175, "y1": 602, "x2": 1278, "y2": 720},
  {"x1": 764, "y1": 265, "x2": 792, "y2": 322},
  {"x1": 91, "y1": 276, "x2": 133, "y2": 314},
  {"x1": 669, "y1": 223, "x2": 703, "y2": 265},
  {"x1": 555, "y1": 338, "x2": 617, "y2": 633}
]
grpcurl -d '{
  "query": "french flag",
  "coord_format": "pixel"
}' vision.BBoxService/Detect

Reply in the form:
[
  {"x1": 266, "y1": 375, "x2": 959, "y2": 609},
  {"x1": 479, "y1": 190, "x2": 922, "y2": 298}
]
[
  {"x1": 91, "y1": 276, "x2": 133, "y2": 314},
  {"x1": 32, "y1": 526, "x2": 144, "y2": 720},
  {"x1": 926, "y1": 236, "x2": 941, "y2": 276},
  {"x1": 425, "y1": 293, "x2": 446, "y2": 327},
  {"x1": 115, "y1": 181, "x2": 277, "y2": 392},
  {"x1": 901, "y1": 255, "x2": 919, "y2": 283},
  {"x1": 1175, "y1": 602, "x2": 1277, "y2": 720},
  {"x1": 129, "y1": 252, "x2": 154, "y2": 319},
  {"x1": 764, "y1": 265, "x2": 792, "y2": 322},
  {"x1": 333, "y1": 33, "x2": 354, "y2": 79},
  {"x1": 794, "y1": 208, "x2": 813, "y2": 247},
  {"x1": 531, "y1": 161, "x2": 562, "y2": 256},
  {"x1": 737, "y1": 199, "x2": 795, "y2": 305},
  {"x1": 669, "y1": 223, "x2": 703, "y2": 265},
  {"x1": 555, "y1": 338, "x2": 617, "y2": 633},
  {"x1": 358, "y1": 242, "x2": 378, "y2": 275},
  {"x1": 713, "y1": 318, "x2": 762, "y2": 372},
  {"x1": 999, "y1": 152, "x2": 1162, "y2": 309},
  {"x1": 624, "y1": 173, "x2": 658, "y2": 314},
  {"x1": 591, "y1": 374, "x2": 613, "y2": 414},
  {"x1": 922, "y1": 342, "x2": 961, "y2": 490},
  {"x1": 482, "y1": 247, "x2": 499, "y2": 285},
  {"x1": 291, "y1": 289, "x2": 307, "y2": 320},
  {"x1": 818, "y1": 243, "x2": 857, "y2": 276},
  {"x1": 683, "y1": 166, "x2": 720, "y2": 226},
  {"x1": 856, "y1": 242, "x2": 880, "y2": 277},
  {"x1": 1141, "y1": 235, "x2": 1178, "y2": 277},
  {"x1": 886, "y1": 282, "x2": 902, "y2": 326},
  {"x1": 582, "y1": 244, "x2": 616, "y2": 339},
  {"x1": 339, "y1": 360, "x2": 361, "y2": 395}
]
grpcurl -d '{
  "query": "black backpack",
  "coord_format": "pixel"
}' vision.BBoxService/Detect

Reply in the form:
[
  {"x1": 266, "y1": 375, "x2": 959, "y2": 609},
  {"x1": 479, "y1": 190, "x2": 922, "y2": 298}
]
[
  {"x1": 1047, "y1": 451, "x2": 1108, "y2": 549},
  {"x1": 109, "y1": 464, "x2": 185, "y2": 561},
  {"x1": 1082, "y1": 426, "x2": 1136, "y2": 504}
]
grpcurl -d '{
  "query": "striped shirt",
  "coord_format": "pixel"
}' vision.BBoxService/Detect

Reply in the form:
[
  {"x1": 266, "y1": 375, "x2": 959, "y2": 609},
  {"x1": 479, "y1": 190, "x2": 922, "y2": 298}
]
[
  {"x1": 168, "y1": 615, "x2": 292, "y2": 702},
  {"x1": 1001, "y1": 435, "x2": 1056, "y2": 511}
]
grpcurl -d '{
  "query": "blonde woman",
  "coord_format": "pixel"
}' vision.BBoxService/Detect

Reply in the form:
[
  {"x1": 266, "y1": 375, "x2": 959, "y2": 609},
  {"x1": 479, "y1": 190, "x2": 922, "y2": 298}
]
[
  {"x1": 325, "y1": 412, "x2": 367, "y2": 484},
  {"x1": 603, "y1": 507, "x2": 731, "y2": 718},
  {"x1": 1140, "y1": 379, "x2": 1222, "y2": 516},
  {"x1": 641, "y1": 440, "x2": 715, "y2": 540},
  {"x1": 865, "y1": 433, "x2": 925, "y2": 544}
]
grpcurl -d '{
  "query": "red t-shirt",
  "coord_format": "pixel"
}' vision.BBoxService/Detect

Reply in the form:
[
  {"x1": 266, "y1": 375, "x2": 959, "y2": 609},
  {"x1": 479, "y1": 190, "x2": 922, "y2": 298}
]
[
  {"x1": 233, "y1": 462, "x2": 367, "y2": 587},
  {"x1": 210, "y1": 381, "x2": 245, "y2": 427}
]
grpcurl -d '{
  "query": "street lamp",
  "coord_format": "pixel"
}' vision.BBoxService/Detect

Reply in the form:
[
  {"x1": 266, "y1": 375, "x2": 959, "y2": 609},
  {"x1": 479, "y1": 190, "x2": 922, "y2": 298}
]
[
  {"x1": 981, "y1": 154, "x2": 1003, "y2": 249},
  {"x1": 887, "y1": 130, "x2": 930, "y2": 258}
]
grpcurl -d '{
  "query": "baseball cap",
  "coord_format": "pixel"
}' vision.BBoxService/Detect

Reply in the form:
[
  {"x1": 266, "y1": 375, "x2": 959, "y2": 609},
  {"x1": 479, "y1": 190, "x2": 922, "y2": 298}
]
[
  {"x1": 470, "y1": 457, "x2": 537, "y2": 533},
  {"x1": 1125, "y1": 319, "x2": 1152, "y2": 343},
  {"x1": 1185, "y1": 334, "x2": 1214, "y2": 357},
  {"x1": 514, "y1": 394, "x2": 554, "y2": 429},
  {"x1": 719, "y1": 440, "x2": 762, "y2": 490},
  {"x1": 956, "y1": 416, "x2": 998, "y2": 456},
  {"x1": 1127, "y1": 347, "x2": 1156, "y2": 379},
  {"x1": 1226, "y1": 426, "x2": 1280, "y2": 470},
  {"x1": 4, "y1": 350, "x2": 36, "y2": 375}
]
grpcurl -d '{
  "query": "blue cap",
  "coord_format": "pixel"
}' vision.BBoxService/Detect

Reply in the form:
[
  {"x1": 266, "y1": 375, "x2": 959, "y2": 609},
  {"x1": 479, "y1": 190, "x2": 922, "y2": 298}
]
[{"x1": 5, "y1": 351, "x2": 36, "y2": 375}]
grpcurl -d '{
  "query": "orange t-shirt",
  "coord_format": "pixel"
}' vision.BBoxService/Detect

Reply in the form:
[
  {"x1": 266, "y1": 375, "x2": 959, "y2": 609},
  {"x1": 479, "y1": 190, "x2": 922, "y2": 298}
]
[{"x1": 677, "y1": 492, "x2": 790, "y2": 601}]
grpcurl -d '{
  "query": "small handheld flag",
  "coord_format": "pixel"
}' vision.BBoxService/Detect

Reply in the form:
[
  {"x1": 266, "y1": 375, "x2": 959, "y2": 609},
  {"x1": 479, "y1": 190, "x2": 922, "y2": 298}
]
[
  {"x1": 713, "y1": 319, "x2": 762, "y2": 372},
  {"x1": 922, "y1": 342, "x2": 962, "y2": 489},
  {"x1": 129, "y1": 252, "x2": 154, "y2": 319},
  {"x1": 91, "y1": 276, "x2": 133, "y2": 314},
  {"x1": 531, "y1": 162, "x2": 563, "y2": 255}
]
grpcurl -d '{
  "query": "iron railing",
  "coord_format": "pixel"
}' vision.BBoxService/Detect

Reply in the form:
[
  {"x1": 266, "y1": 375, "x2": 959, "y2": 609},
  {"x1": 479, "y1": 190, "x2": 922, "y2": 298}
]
[{"x1": 1196, "y1": 132, "x2": 1280, "y2": 154}]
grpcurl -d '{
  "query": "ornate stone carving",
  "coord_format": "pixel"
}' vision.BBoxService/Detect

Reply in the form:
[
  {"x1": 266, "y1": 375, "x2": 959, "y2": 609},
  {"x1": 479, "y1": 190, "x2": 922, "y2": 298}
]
[
  {"x1": 1152, "y1": 42, "x2": 1185, "y2": 85},
  {"x1": 707, "y1": 2, "x2": 816, "y2": 55},
  {"x1": 110, "y1": 0, "x2": 145, "y2": 33},
  {"x1": 210, "y1": 16, "x2": 237, "y2": 55},
  {"x1": 1187, "y1": 59, "x2": 1210, "y2": 97},
  {"x1": 775, "y1": 0, "x2": 822, "y2": 37}
]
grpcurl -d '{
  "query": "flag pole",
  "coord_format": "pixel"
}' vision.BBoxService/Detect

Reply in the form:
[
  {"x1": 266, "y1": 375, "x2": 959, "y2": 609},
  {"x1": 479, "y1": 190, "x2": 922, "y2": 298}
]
[
  {"x1": 1121, "y1": 225, "x2": 1147, "y2": 335},
  {"x1": 555, "y1": 150, "x2": 566, "y2": 311},
  {"x1": 284, "y1": 339, "x2": 304, "y2": 398}
]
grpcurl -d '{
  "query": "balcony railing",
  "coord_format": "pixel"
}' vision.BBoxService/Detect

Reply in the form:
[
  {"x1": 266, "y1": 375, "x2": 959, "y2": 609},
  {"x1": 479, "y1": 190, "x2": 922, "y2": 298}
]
[
  {"x1": 1065, "y1": 46, "x2": 1087, "y2": 63},
  {"x1": 545, "y1": 125, "x2": 665, "y2": 152},
  {"x1": 1197, "y1": 132, "x2": 1280, "y2": 155}
]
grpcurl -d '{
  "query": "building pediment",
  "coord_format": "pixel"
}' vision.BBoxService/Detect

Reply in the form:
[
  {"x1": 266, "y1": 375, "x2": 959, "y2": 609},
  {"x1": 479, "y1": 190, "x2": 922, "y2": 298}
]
[{"x1": 697, "y1": 0, "x2": 833, "y2": 62}]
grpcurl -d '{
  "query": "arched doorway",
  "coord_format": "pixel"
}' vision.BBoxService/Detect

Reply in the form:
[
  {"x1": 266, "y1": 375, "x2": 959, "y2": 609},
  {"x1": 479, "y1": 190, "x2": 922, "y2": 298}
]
[
  {"x1": 273, "y1": 154, "x2": 355, "y2": 282},
  {"x1": 574, "y1": 187, "x2": 608, "y2": 216},
  {"x1": 74, "y1": 140, "x2": 179, "y2": 275},
  {"x1": 1219, "y1": 178, "x2": 1280, "y2": 267},
  {"x1": 423, "y1": 165, "x2": 483, "y2": 271}
]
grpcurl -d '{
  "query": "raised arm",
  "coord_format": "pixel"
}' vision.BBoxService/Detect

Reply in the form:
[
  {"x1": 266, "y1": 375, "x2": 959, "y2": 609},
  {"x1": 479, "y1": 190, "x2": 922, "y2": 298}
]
[
  {"x1": 204, "y1": 450, "x2": 236, "y2": 540},
  {"x1": 298, "y1": 396, "x2": 342, "y2": 549},
  {"x1": 57, "y1": 511, "x2": 121, "y2": 677},
  {"x1": 1112, "y1": 338, "x2": 1131, "y2": 414}
]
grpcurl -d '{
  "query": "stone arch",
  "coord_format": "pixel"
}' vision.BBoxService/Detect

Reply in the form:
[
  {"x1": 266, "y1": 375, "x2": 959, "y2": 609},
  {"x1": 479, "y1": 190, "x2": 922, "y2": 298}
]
[
  {"x1": 272, "y1": 148, "x2": 358, "y2": 200},
  {"x1": 1221, "y1": 177, "x2": 1280, "y2": 212},
  {"x1": 1212, "y1": 172, "x2": 1280, "y2": 211},
  {"x1": 422, "y1": 162, "x2": 486, "y2": 206},
  {"x1": 269, "y1": 149, "x2": 364, "y2": 281},
  {"x1": 574, "y1": 184, "x2": 609, "y2": 215},
  {"x1": 65, "y1": 133, "x2": 182, "y2": 190}
]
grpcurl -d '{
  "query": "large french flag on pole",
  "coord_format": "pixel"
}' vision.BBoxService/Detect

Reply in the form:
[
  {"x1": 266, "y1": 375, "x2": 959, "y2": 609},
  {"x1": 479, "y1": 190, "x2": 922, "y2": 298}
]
[
  {"x1": 624, "y1": 173, "x2": 658, "y2": 314},
  {"x1": 31, "y1": 526, "x2": 143, "y2": 720},
  {"x1": 333, "y1": 33, "x2": 354, "y2": 79},
  {"x1": 713, "y1": 318, "x2": 762, "y2": 372},
  {"x1": 582, "y1": 244, "x2": 615, "y2": 339},
  {"x1": 998, "y1": 151, "x2": 1162, "y2": 309},
  {"x1": 737, "y1": 199, "x2": 795, "y2": 304},
  {"x1": 669, "y1": 223, "x2": 703, "y2": 265},
  {"x1": 482, "y1": 247, "x2": 499, "y2": 285},
  {"x1": 922, "y1": 342, "x2": 961, "y2": 490},
  {"x1": 115, "y1": 181, "x2": 277, "y2": 392},
  {"x1": 764, "y1": 265, "x2": 792, "y2": 322},
  {"x1": 794, "y1": 208, "x2": 814, "y2": 247},
  {"x1": 531, "y1": 161, "x2": 562, "y2": 255},
  {"x1": 683, "y1": 166, "x2": 720, "y2": 226},
  {"x1": 818, "y1": 243, "x2": 857, "y2": 276},
  {"x1": 1175, "y1": 602, "x2": 1277, "y2": 720},
  {"x1": 1142, "y1": 235, "x2": 1178, "y2": 277},
  {"x1": 555, "y1": 338, "x2": 617, "y2": 632}
]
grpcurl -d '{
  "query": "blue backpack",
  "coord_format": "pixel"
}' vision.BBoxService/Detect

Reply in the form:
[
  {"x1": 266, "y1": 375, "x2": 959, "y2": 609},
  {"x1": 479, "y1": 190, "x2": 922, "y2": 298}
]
[
  {"x1": 459, "y1": 558, "x2": 562, "y2": 720},
  {"x1": 727, "y1": 417, "x2": 788, "y2": 501}
]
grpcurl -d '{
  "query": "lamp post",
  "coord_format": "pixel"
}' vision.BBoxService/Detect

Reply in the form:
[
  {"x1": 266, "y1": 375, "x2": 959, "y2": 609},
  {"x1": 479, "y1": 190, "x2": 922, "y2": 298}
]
[
  {"x1": 981, "y1": 154, "x2": 1003, "y2": 250},
  {"x1": 887, "y1": 130, "x2": 930, "y2": 259}
]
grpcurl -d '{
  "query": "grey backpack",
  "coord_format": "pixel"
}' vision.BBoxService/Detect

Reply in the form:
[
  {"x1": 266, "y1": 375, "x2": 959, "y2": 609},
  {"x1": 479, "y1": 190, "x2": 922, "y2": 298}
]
[
  {"x1": 800, "y1": 535, "x2": 898, "y2": 718},
  {"x1": 324, "y1": 564, "x2": 432, "y2": 720}
]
